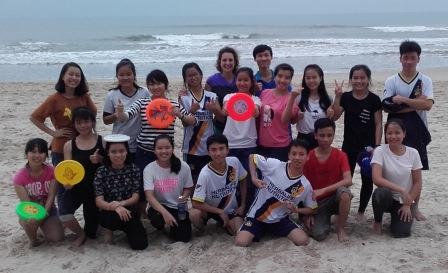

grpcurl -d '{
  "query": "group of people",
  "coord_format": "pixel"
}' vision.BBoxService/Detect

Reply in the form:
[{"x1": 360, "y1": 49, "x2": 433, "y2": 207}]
[{"x1": 13, "y1": 40, "x2": 433, "y2": 250}]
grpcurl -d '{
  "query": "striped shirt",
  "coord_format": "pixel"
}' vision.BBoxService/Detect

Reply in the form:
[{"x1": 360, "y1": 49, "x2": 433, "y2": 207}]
[{"x1": 125, "y1": 98, "x2": 191, "y2": 152}]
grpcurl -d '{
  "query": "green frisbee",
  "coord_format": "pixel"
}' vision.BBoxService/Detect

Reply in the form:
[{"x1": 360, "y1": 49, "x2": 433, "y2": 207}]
[{"x1": 16, "y1": 201, "x2": 47, "y2": 221}]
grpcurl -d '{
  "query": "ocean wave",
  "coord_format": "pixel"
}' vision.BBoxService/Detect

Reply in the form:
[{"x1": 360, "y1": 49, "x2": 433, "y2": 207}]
[
  {"x1": 123, "y1": 34, "x2": 159, "y2": 42},
  {"x1": 367, "y1": 26, "x2": 448, "y2": 32}
]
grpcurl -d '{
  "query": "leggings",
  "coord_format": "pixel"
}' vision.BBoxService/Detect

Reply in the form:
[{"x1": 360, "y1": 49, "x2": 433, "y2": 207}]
[
  {"x1": 372, "y1": 187, "x2": 413, "y2": 238},
  {"x1": 343, "y1": 145, "x2": 373, "y2": 213},
  {"x1": 99, "y1": 209, "x2": 148, "y2": 250},
  {"x1": 147, "y1": 206, "x2": 192, "y2": 242}
]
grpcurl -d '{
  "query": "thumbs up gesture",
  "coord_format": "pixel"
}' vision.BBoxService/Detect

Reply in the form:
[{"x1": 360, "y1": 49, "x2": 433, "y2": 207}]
[
  {"x1": 190, "y1": 98, "x2": 201, "y2": 114},
  {"x1": 115, "y1": 98, "x2": 125, "y2": 122},
  {"x1": 89, "y1": 148, "x2": 101, "y2": 164}
]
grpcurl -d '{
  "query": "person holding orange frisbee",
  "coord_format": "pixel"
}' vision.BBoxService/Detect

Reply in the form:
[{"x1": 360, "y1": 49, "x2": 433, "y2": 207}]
[
  {"x1": 115, "y1": 69, "x2": 196, "y2": 182},
  {"x1": 13, "y1": 138, "x2": 64, "y2": 247}
]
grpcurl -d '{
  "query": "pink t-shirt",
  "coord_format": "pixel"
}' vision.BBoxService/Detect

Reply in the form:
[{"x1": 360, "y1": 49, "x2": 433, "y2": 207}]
[
  {"x1": 13, "y1": 164, "x2": 54, "y2": 204},
  {"x1": 259, "y1": 89, "x2": 298, "y2": 147}
]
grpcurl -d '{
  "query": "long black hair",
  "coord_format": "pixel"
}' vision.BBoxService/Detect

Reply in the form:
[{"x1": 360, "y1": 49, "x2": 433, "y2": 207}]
[
  {"x1": 154, "y1": 134, "x2": 181, "y2": 174},
  {"x1": 55, "y1": 62, "x2": 89, "y2": 96},
  {"x1": 299, "y1": 64, "x2": 331, "y2": 112}
]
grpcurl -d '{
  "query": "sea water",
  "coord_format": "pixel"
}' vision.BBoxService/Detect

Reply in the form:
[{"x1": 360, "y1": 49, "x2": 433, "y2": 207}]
[{"x1": 0, "y1": 12, "x2": 447, "y2": 82}]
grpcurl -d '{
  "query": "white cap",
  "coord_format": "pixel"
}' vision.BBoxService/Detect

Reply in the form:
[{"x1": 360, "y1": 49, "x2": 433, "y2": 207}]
[{"x1": 104, "y1": 134, "x2": 130, "y2": 143}]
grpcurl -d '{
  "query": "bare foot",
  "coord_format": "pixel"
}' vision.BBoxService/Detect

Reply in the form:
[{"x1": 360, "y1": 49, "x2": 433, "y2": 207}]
[
  {"x1": 337, "y1": 228, "x2": 349, "y2": 242},
  {"x1": 414, "y1": 209, "x2": 426, "y2": 221},
  {"x1": 74, "y1": 232, "x2": 86, "y2": 246},
  {"x1": 29, "y1": 239, "x2": 44, "y2": 248},
  {"x1": 104, "y1": 230, "x2": 114, "y2": 244},
  {"x1": 372, "y1": 222, "x2": 382, "y2": 235},
  {"x1": 355, "y1": 212, "x2": 366, "y2": 222}
]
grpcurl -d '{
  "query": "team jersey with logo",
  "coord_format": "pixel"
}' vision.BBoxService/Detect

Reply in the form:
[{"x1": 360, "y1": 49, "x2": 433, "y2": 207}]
[
  {"x1": 192, "y1": 157, "x2": 247, "y2": 214},
  {"x1": 384, "y1": 72, "x2": 434, "y2": 128},
  {"x1": 180, "y1": 90, "x2": 217, "y2": 156},
  {"x1": 246, "y1": 154, "x2": 317, "y2": 223}
]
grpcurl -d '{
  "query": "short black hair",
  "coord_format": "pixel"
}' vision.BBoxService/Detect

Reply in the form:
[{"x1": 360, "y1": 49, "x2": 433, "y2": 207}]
[
  {"x1": 288, "y1": 138, "x2": 309, "y2": 153},
  {"x1": 206, "y1": 134, "x2": 229, "y2": 150},
  {"x1": 274, "y1": 63, "x2": 294, "y2": 77},
  {"x1": 25, "y1": 138, "x2": 49, "y2": 157},
  {"x1": 146, "y1": 69, "x2": 169, "y2": 89},
  {"x1": 400, "y1": 40, "x2": 422, "y2": 56},
  {"x1": 252, "y1": 44, "x2": 272, "y2": 59},
  {"x1": 314, "y1": 118, "x2": 336, "y2": 132}
]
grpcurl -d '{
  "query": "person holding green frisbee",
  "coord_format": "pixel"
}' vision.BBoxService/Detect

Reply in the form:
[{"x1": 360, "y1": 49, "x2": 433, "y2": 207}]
[{"x1": 13, "y1": 138, "x2": 64, "y2": 247}]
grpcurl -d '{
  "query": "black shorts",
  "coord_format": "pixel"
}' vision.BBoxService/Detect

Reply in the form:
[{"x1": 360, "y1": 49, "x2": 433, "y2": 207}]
[{"x1": 240, "y1": 217, "x2": 302, "y2": 241}]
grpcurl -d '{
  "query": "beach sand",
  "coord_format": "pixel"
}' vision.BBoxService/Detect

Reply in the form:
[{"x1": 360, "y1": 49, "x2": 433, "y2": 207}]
[{"x1": 1, "y1": 68, "x2": 447, "y2": 273}]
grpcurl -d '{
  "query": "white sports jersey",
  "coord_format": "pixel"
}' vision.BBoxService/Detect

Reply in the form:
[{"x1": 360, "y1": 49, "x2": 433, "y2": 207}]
[
  {"x1": 181, "y1": 90, "x2": 217, "y2": 156},
  {"x1": 384, "y1": 72, "x2": 433, "y2": 128},
  {"x1": 192, "y1": 157, "x2": 247, "y2": 213},
  {"x1": 246, "y1": 154, "x2": 317, "y2": 223}
]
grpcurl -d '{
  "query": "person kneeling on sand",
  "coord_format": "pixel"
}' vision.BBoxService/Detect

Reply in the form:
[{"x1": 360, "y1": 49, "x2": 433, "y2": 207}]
[
  {"x1": 371, "y1": 119, "x2": 423, "y2": 238},
  {"x1": 303, "y1": 118, "x2": 353, "y2": 242},
  {"x1": 93, "y1": 134, "x2": 148, "y2": 250},
  {"x1": 190, "y1": 134, "x2": 247, "y2": 235},
  {"x1": 235, "y1": 139, "x2": 316, "y2": 247}
]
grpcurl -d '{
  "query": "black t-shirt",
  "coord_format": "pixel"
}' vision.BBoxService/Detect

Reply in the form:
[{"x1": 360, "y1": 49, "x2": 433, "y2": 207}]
[
  {"x1": 93, "y1": 164, "x2": 140, "y2": 203},
  {"x1": 340, "y1": 91, "x2": 382, "y2": 149}
]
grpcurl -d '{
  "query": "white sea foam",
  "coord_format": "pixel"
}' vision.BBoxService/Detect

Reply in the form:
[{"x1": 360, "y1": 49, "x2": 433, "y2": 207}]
[{"x1": 367, "y1": 26, "x2": 448, "y2": 32}]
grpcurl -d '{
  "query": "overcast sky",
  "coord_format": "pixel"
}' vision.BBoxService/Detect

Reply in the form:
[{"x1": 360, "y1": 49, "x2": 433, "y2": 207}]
[{"x1": 1, "y1": 0, "x2": 448, "y2": 18}]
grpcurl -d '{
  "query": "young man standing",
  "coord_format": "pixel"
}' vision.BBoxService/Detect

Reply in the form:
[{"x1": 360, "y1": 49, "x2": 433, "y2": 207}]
[
  {"x1": 383, "y1": 40, "x2": 434, "y2": 221},
  {"x1": 303, "y1": 118, "x2": 352, "y2": 242},
  {"x1": 253, "y1": 44, "x2": 275, "y2": 95}
]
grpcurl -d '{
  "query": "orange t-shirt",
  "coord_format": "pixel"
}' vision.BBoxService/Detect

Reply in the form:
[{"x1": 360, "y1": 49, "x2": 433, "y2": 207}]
[{"x1": 31, "y1": 92, "x2": 97, "y2": 153}]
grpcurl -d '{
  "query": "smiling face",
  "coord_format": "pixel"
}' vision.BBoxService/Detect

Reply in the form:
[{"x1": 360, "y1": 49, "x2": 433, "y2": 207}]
[
  {"x1": 154, "y1": 138, "x2": 173, "y2": 164},
  {"x1": 26, "y1": 147, "x2": 47, "y2": 169},
  {"x1": 220, "y1": 52, "x2": 235, "y2": 74},
  {"x1": 274, "y1": 69, "x2": 293, "y2": 91},
  {"x1": 385, "y1": 122, "x2": 406, "y2": 147},
  {"x1": 148, "y1": 80, "x2": 167, "y2": 99},
  {"x1": 116, "y1": 65, "x2": 135, "y2": 90},
  {"x1": 288, "y1": 145, "x2": 307, "y2": 169},
  {"x1": 304, "y1": 68, "x2": 322, "y2": 93},
  {"x1": 236, "y1": 71, "x2": 252, "y2": 94},
  {"x1": 255, "y1": 50, "x2": 272, "y2": 70},
  {"x1": 108, "y1": 143, "x2": 127, "y2": 168},
  {"x1": 208, "y1": 143, "x2": 229, "y2": 165},
  {"x1": 74, "y1": 118, "x2": 94, "y2": 136},
  {"x1": 63, "y1": 66, "x2": 82, "y2": 90},
  {"x1": 350, "y1": 69, "x2": 370, "y2": 92}
]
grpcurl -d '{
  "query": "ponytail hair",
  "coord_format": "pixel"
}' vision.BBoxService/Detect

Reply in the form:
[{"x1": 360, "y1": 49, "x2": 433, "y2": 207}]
[{"x1": 154, "y1": 134, "x2": 181, "y2": 174}]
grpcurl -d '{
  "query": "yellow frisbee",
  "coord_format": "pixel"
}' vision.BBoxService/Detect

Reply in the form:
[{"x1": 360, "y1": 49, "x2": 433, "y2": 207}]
[{"x1": 54, "y1": 160, "x2": 85, "y2": 186}]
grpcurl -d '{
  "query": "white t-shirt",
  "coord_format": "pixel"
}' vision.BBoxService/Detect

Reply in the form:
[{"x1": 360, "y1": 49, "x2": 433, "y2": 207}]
[
  {"x1": 371, "y1": 144, "x2": 422, "y2": 201},
  {"x1": 143, "y1": 160, "x2": 193, "y2": 209},
  {"x1": 383, "y1": 72, "x2": 434, "y2": 128},
  {"x1": 192, "y1": 157, "x2": 247, "y2": 214},
  {"x1": 295, "y1": 96, "x2": 327, "y2": 134},
  {"x1": 246, "y1": 154, "x2": 317, "y2": 223},
  {"x1": 223, "y1": 93, "x2": 261, "y2": 149},
  {"x1": 103, "y1": 87, "x2": 150, "y2": 152},
  {"x1": 180, "y1": 90, "x2": 217, "y2": 156}
]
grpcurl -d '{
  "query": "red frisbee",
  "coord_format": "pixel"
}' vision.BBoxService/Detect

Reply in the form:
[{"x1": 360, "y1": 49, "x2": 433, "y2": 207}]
[
  {"x1": 145, "y1": 98, "x2": 175, "y2": 128},
  {"x1": 226, "y1": 93, "x2": 255, "y2": 122}
]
